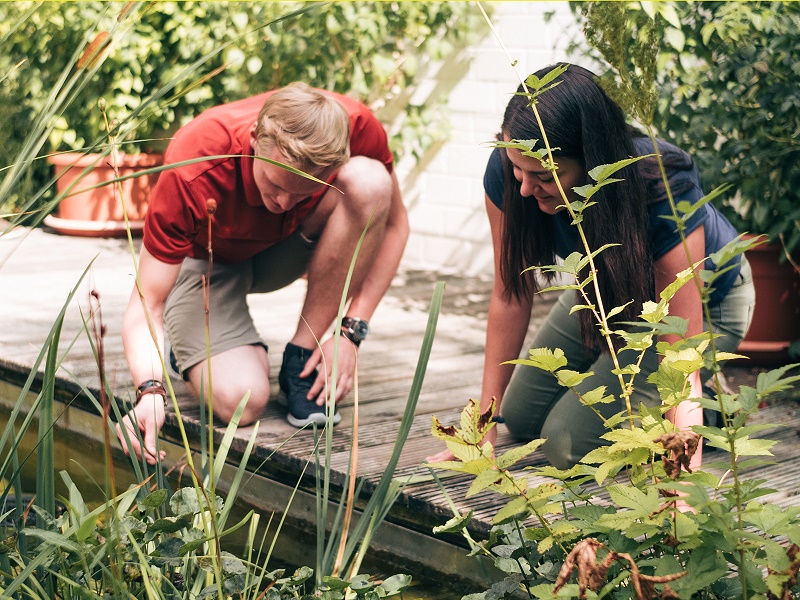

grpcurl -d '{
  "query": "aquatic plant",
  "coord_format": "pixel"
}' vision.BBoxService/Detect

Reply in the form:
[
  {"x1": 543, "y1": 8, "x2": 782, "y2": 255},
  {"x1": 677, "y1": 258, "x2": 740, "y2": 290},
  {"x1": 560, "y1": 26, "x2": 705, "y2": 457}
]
[{"x1": 0, "y1": 2, "x2": 452, "y2": 597}]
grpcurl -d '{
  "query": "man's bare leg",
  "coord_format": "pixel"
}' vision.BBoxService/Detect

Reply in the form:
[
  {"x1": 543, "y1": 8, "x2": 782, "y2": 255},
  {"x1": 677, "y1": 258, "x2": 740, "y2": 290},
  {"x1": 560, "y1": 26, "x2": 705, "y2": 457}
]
[
  {"x1": 292, "y1": 156, "x2": 394, "y2": 349},
  {"x1": 185, "y1": 344, "x2": 271, "y2": 425}
]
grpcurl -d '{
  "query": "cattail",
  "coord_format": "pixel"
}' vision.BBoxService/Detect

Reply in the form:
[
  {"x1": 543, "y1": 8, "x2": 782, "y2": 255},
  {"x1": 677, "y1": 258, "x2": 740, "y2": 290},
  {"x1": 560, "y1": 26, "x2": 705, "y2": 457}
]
[
  {"x1": 117, "y1": 2, "x2": 135, "y2": 21},
  {"x1": 77, "y1": 31, "x2": 109, "y2": 70}
]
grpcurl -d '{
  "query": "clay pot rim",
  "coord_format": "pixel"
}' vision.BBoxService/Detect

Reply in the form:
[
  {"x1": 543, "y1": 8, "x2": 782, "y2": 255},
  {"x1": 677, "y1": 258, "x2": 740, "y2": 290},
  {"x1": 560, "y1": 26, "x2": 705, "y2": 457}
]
[{"x1": 47, "y1": 151, "x2": 164, "y2": 168}]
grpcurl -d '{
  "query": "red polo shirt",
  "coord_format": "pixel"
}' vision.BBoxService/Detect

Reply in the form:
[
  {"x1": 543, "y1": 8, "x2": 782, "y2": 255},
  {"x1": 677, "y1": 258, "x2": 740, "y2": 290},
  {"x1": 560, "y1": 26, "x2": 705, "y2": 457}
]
[{"x1": 143, "y1": 90, "x2": 394, "y2": 264}]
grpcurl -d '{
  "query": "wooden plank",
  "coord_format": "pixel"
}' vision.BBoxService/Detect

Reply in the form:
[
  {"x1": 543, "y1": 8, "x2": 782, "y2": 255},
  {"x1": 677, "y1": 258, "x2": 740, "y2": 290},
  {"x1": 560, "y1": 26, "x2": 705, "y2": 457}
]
[{"x1": 1, "y1": 226, "x2": 799, "y2": 552}]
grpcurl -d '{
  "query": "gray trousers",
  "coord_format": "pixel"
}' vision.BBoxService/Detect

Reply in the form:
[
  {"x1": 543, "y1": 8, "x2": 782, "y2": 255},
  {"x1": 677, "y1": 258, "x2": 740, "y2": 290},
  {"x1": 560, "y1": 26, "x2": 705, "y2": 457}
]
[{"x1": 502, "y1": 259, "x2": 756, "y2": 469}]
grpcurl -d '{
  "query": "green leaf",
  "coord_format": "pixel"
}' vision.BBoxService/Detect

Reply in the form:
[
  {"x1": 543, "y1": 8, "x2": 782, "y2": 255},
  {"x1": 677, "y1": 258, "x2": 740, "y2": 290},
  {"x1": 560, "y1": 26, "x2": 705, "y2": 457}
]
[
  {"x1": 665, "y1": 27, "x2": 685, "y2": 52},
  {"x1": 496, "y1": 438, "x2": 547, "y2": 470},
  {"x1": 733, "y1": 437, "x2": 777, "y2": 456},
  {"x1": 507, "y1": 347, "x2": 568, "y2": 373},
  {"x1": 492, "y1": 495, "x2": 530, "y2": 525},
  {"x1": 743, "y1": 502, "x2": 799, "y2": 536},
  {"x1": 75, "y1": 513, "x2": 100, "y2": 544},
  {"x1": 142, "y1": 488, "x2": 168, "y2": 509},
  {"x1": 587, "y1": 155, "x2": 650, "y2": 183},
  {"x1": 466, "y1": 468, "x2": 505, "y2": 498},
  {"x1": 379, "y1": 574, "x2": 412, "y2": 596},
  {"x1": 432, "y1": 511, "x2": 473, "y2": 534},
  {"x1": 607, "y1": 484, "x2": 660, "y2": 513},
  {"x1": 659, "y1": 265, "x2": 697, "y2": 302},
  {"x1": 581, "y1": 386, "x2": 615, "y2": 405},
  {"x1": 526, "y1": 63, "x2": 569, "y2": 91},
  {"x1": 555, "y1": 369, "x2": 594, "y2": 388}
]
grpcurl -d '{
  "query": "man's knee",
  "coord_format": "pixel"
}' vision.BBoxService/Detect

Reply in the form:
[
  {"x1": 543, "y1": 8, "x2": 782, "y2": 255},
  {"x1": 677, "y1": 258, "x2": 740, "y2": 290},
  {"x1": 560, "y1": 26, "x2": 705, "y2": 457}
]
[
  {"x1": 333, "y1": 156, "x2": 393, "y2": 217},
  {"x1": 209, "y1": 380, "x2": 270, "y2": 425}
]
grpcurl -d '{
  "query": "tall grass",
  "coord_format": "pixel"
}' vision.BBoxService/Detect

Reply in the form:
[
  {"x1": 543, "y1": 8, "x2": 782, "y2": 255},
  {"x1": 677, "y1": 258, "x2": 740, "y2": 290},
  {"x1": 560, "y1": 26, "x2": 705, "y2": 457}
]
[{"x1": 0, "y1": 3, "x2": 442, "y2": 597}]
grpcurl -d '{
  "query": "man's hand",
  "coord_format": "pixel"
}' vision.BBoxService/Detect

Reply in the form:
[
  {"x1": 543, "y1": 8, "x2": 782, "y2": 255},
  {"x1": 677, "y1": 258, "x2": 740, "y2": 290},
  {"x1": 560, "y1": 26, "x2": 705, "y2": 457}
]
[
  {"x1": 300, "y1": 335, "x2": 358, "y2": 405},
  {"x1": 425, "y1": 424, "x2": 498, "y2": 463},
  {"x1": 115, "y1": 394, "x2": 167, "y2": 465}
]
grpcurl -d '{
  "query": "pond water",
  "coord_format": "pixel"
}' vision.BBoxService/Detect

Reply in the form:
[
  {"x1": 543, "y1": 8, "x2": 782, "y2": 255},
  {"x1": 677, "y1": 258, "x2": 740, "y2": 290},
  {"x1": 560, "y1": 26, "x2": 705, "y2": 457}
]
[{"x1": 0, "y1": 397, "x2": 479, "y2": 599}]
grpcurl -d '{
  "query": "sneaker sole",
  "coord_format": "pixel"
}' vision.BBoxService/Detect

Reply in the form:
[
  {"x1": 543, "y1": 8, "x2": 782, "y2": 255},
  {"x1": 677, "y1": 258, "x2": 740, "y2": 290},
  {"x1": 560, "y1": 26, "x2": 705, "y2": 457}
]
[{"x1": 287, "y1": 410, "x2": 342, "y2": 428}]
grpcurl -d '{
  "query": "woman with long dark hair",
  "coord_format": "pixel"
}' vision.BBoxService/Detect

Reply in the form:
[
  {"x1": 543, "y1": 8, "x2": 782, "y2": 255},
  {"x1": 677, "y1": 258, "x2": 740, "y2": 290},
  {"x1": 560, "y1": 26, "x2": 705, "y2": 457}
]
[{"x1": 430, "y1": 64, "x2": 755, "y2": 469}]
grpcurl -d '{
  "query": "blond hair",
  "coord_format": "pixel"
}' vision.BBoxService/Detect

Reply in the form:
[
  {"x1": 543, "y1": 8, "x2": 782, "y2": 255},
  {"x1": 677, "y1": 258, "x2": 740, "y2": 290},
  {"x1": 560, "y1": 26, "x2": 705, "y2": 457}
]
[{"x1": 254, "y1": 82, "x2": 350, "y2": 172}]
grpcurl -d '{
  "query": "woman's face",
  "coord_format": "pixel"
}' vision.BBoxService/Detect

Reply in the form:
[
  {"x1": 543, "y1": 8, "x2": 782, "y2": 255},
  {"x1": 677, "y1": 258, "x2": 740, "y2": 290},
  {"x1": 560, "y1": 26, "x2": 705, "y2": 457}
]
[{"x1": 504, "y1": 133, "x2": 585, "y2": 215}]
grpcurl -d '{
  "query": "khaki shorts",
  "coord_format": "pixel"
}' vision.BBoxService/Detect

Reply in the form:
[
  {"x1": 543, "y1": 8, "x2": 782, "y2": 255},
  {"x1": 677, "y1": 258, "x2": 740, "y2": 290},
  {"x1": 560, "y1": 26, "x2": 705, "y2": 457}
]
[{"x1": 164, "y1": 229, "x2": 317, "y2": 377}]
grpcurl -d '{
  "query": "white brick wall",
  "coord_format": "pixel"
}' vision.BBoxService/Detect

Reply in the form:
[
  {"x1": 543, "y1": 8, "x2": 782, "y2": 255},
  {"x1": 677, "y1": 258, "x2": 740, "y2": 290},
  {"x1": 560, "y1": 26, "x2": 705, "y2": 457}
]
[{"x1": 396, "y1": 2, "x2": 584, "y2": 276}]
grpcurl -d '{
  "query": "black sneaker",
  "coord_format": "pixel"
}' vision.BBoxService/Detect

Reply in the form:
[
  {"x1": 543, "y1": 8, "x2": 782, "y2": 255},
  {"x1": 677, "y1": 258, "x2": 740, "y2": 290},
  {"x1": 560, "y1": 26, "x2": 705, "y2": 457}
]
[{"x1": 278, "y1": 342, "x2": 341, "y2": 428}]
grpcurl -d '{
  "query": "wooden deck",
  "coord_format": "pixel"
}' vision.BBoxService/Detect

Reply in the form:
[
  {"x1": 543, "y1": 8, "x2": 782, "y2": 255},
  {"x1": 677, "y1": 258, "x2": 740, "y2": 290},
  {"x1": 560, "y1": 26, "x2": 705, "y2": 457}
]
[{"x1": 1, "y1": 225, "x2": 799, "y2": 584}]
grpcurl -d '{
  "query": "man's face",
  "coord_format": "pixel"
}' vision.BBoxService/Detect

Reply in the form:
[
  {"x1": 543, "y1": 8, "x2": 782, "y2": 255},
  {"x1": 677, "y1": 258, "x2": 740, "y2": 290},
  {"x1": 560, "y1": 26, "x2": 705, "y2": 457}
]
[{"x1": 250, "y1": 129, "x2": 331, "y2": 214}]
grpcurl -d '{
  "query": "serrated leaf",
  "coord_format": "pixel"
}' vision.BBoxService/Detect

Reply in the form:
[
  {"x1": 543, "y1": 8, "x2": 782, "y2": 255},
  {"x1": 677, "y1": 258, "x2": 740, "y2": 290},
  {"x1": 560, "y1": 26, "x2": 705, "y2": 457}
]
[
  {"x1": 496, "y1": 438, "x2": 547, "y2": 470},
  {"x1": 492, "y1": 495, "x2": 530, "y2": 525},
  {"x1": 588, "y1": 155, "x2": 650, "y2": 183},
  {"x1": 607, "y1": 484, "x2": 660, "y2": 513},
  {"x1": 581, "y1": 386, "x2": 614, "y2": 405},
  {"x1": 556, "y1": 369, "x2": 594, "y2": 388},
  {"x1": 467, "y1": 468, "x2": 505, "y2": 498},
  {"x1": 432, "y1": 511, "x2": 473, "y2": 534}
]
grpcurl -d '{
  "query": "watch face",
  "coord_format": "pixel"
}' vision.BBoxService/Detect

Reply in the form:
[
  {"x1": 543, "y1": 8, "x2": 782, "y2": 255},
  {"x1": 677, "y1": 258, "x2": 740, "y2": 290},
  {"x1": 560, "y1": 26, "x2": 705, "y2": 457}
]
[{"x1": 353, "y1": 319, "x2": 370, "y2": 340}]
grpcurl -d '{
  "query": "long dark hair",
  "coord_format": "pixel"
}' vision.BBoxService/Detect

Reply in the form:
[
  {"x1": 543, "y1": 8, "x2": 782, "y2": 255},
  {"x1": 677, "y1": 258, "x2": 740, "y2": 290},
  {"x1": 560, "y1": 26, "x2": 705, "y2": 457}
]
[{"x1": 498, "y1": 64, "x2": 653, "y2": 353}]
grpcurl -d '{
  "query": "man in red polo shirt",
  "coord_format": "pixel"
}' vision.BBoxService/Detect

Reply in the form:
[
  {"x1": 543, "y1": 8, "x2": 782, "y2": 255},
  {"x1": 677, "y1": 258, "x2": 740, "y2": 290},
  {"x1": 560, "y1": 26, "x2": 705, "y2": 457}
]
[{"x1": 116, "y1": 83, "x2": 409, "y2": 464}]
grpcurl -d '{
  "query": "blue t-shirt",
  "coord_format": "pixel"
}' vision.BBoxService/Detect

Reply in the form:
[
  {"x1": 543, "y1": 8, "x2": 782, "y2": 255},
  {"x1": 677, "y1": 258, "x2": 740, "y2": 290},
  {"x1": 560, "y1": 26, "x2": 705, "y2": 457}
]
[{"x1": 483, "y1": 138, "x2": 741, "y2": 305}]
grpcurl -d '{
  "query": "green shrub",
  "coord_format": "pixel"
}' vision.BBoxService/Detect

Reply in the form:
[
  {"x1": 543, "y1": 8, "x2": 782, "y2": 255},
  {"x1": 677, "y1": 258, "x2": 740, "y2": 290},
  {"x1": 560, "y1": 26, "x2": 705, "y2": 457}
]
[
  {"x1": 0, "y1": 1, "x2": 483, "y2": 216},
  {"x1": 572, "y1": 1, "x2": 800, "y2": 256}
]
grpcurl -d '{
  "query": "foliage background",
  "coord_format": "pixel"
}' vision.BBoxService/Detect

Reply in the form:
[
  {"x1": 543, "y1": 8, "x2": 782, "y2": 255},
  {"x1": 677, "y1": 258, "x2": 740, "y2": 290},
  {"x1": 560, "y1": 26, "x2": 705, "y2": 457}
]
[
  {"x1": 0, "y1": 1, "x2": 483, "y2": 216},
  {"x1": 571, "y1": 1, "x2": 800, "y2": 255}
]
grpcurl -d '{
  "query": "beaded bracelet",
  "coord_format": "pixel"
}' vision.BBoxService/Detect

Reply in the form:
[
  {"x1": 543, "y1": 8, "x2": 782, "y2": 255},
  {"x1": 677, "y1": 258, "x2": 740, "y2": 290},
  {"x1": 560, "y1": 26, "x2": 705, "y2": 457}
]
[{"x1": 136, "y1": 379, "x2": 168, "y2": 406}]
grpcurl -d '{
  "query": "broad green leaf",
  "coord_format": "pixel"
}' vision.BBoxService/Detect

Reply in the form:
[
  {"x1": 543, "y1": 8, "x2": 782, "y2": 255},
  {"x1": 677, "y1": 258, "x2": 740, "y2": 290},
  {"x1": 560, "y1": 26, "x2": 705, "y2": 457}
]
[
  {"x1": 732, "y1": 437, "x2": 777, "y2": 456},
  {"x1": 607, "y1": 484, "x2": 660, "y2": 513},
  {"x1": 605, "y1": 301, "x2": 632, "y2": 320},
  {"x1": 602, "y1": 428, "x2": 661, "y2": 452},
  {"x1": 742, "y1": 502, "x2": 798, "y2": 535},
  {"x1": 527, "y1": 64, "x2": 569, "y2": 91},
  {"x1": 75, "y1": 513, "x2": 100, "y2": 544},
  {"x1": 640, "y1": 299, "x2": 669, "y2": 323},
  {"x1": 379, "y1": 574, "x2": 412, "y2": 596}
]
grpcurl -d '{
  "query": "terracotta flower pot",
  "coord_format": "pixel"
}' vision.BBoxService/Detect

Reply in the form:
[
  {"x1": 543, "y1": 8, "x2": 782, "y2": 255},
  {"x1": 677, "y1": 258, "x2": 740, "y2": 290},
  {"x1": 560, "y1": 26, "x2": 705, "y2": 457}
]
[
  {"x1": 738, "y1": 238, "x2": 800, "y2": 365},
  {"x1": 45, "y1": 151, "x2": 163, "y2": 237}
]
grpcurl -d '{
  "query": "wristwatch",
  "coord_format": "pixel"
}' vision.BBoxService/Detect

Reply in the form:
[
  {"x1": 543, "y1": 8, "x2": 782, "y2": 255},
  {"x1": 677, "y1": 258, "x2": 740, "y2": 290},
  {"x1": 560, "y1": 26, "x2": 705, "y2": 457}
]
[{"x1": 340, "y1": 317, "x2": 370, "y2": 347}]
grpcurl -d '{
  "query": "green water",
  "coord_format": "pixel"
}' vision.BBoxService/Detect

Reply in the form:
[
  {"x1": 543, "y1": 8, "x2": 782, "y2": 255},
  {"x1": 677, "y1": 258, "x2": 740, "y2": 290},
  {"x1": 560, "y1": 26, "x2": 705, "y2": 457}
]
[{"x1": 0, "y1": 399, "x2": 478, "y2": 599}]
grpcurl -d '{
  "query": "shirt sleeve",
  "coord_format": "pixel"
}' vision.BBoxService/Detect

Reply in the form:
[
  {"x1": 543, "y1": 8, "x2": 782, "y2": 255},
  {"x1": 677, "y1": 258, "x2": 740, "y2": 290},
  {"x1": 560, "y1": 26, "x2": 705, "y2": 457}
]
[
  {"x1": 348, "y1": 106, "x2": 394, "y2": 174},
  {"x1": 483, "y1": 148, "x2": 505, "y2": 208},
  {"x1": 143, "y1": 167, "x2": 206, "y2": 264},
  {"x1": 647, "y1": 162, "x2": 708, "y2": 261}
]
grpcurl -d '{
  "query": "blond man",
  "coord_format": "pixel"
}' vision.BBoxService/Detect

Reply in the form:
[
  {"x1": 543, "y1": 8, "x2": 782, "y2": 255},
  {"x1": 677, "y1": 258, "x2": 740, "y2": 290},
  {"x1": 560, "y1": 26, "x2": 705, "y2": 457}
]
[{"x1": 118, "y1": 83, "x2": 408, "y2": 464}]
